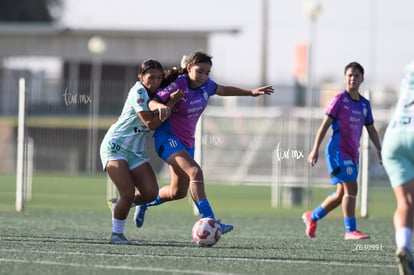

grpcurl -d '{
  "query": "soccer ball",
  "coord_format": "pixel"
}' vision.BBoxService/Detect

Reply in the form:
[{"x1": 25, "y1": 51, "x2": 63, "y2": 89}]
[{"x1": 192, "y1": 218, "x2": 222, "y2": 247}]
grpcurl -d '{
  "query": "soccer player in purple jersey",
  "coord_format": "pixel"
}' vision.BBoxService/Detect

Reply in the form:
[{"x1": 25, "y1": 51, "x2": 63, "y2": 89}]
[
  {"x1": 133, "y1": 51, "x2": 274, "y2": 233},
  {"x1": 302, "y1": 62, "x2": 382, "y2": 240}
]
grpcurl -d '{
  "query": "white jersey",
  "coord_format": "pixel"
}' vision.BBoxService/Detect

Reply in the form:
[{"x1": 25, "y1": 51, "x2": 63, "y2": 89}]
[
  {"x1": 388, "y1": 61, "x2": 414, "y2": 133},
  {"x1": 102, "y1": 81, "x2": 151, "y2": 154}
]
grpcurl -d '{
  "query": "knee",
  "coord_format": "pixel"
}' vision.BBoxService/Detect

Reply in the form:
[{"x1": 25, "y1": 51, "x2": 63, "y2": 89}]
[
  {"x1": 170, "y1": 187, "x2": 187, "y2": 200},
  {"x1": 187, "y1": 165, "x2": 203, "y2": 180},
  {"x1": 120, "y1": 191, "x2": 135, "y2": 204},
  {"x1": 331, "y1": 191, "x2": 344, "y2": 203},
  {"x1": 342, "y1": 193, "x2": 357, "y2": 205},
  {"x1": 136, "y1": 186, "x2": 159, "y2": 204},
  {"x1": 397, "y1": 200, "x2": 413, "y2": 212}
]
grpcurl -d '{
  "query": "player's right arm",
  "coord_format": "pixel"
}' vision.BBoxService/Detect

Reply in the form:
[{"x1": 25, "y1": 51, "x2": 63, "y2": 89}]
[
  {"x1": 145, "y1": 89, "x2": 184, "y2": 126},
  {"x1": 137, "y1": 108, "x2": 165, "y2": 130},
  {"x1": 308, "y1": 115, "x2": 333, "y2": 166}
]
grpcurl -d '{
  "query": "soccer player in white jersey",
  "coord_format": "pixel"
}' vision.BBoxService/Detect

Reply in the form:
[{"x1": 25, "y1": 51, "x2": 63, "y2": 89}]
[
  {"x1": 383, "y1": 60, "x2": 414, "y2": 275},
  {"x1": 100, "y1": 60, "x2": 182, "y2": 244}
]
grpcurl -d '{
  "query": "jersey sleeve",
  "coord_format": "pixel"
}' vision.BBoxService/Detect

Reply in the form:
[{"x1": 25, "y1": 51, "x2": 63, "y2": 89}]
[
  {"x1": 156, "y1": 83, "x2": 178, "y2": 103},
  {"x1": 128, "y1": 86, "x2": 150, "y2": 113},
  {"x1": 325, "y1": 93, "x2": 342, "y2": 118},
  {"x1": 205, "y1": 78, "x2": 218, "y2": 96},
  {"x1": 156, "y1": 76, "x2": 187, "y2": 103}
]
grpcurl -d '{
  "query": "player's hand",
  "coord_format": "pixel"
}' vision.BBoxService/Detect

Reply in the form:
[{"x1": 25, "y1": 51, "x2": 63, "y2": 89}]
[
  {"x1": 170, "y1": 89, "x2": 184, "y2": 101},
  {"x1": 251, "y1": 85, "x2": 274, "y2": 97},
  {"x1": 168, "y1": 89, "x2": 184, "y2": 112},
  {"x1": 308, "y1": 150, "x2": 318, "y2": 166},
  {"x1": 157, "y1": 105, "x2": 171, "y2": 121}
]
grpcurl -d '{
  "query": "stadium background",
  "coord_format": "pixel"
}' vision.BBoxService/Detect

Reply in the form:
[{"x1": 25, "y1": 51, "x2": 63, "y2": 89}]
[{"x1": 0, "y1": 0, "x2": 398, "y2": 209}]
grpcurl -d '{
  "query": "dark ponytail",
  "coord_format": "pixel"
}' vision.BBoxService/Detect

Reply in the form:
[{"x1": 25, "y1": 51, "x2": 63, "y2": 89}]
[{"x1": 161, "y1": 66, "x2": 186, "y2": 88}]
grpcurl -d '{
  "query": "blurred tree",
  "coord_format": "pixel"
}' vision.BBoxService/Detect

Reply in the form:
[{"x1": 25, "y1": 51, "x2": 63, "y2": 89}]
[{"x1": 0, "y1": 0, "x2": 62, "y2": 22}]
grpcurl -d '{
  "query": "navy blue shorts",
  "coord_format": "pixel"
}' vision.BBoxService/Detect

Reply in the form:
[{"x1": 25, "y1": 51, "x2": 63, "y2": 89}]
[
  {"x1": 154, "y1": 131, "x2": 194, "y2": 161},
  {"x1": 325, "y1": 147, "x2": 358, "y2": 184}
]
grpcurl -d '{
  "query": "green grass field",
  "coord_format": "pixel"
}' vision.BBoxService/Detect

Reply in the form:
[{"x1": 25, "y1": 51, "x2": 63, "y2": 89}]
[{"x1": 0, "y1": 174, "x2": 399, "y2": 275}]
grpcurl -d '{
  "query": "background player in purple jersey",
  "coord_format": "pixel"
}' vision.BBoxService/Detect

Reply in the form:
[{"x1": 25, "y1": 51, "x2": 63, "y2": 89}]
[
  {"x1": 133, "y1": 51, "x2": 274, "y2": 233},
  {"x1": 302, "y1": 62, "x2": 382, "y2": 240}
]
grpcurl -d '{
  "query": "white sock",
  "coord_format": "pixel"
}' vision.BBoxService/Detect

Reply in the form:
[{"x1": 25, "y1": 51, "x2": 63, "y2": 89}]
[
  {"x1": 112, "y1": 218, "x2": 127, "y2": 234},
  {"x1": 396, "y1": 227, "x2": 412, "y2": 252}
]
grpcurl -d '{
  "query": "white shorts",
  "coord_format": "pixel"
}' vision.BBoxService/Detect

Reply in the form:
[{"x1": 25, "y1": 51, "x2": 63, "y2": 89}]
[{"x1": 99, "y1": 139, "x2": 149, "y2": 171}]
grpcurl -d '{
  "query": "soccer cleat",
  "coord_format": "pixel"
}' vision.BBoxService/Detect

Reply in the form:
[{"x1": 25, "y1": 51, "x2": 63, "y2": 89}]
[
  {"x1": 302, "y1": 211, "x2": 317, "y2": 238},
  {"x1": 344, "y1": 230, "x2": 370, "y2": 240},
  {"x1": 134, "y1": 204, "x2": 147, "y2": 228},
  {"x1": 396, "y1": 247, "x2": 414, "y2": 275},
  {"x1": 217, "y1": 220, "x2": 233, "y2": 234},
  {"x1": 110, "y1": 233, "x2": 131, "y2": 245}
]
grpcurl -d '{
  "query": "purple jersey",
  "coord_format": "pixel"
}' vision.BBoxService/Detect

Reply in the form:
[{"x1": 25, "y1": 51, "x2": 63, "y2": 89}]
[
  {"x1": 325, "y1": 91, "x2": 374, "y2": 162},
  {"x1": 155, "y1": 74, "x2": 217, "y2": 147}
]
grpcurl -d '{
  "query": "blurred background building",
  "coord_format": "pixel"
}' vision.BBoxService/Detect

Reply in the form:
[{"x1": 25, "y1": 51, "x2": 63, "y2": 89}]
[{"x1": 1, "y1": 0, "x2": 410, "y2": 193}]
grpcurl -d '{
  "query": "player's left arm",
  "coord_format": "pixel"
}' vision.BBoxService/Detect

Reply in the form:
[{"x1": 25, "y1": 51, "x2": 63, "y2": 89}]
[
  {"x1": 365, "y1": 124, "x2": 382, "y2": 164},
  {"x1": 215, "y1": 85, "x2": 274, "y2": 96}
]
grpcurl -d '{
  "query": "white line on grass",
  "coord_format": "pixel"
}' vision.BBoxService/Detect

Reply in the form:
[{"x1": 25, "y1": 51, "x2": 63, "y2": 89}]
[
  {"x1": 0, "y1": 258, "x2": 240, "y2": 275},
  {"x1": 0, "y1": 248, "x2": 396, "y2": 271}
]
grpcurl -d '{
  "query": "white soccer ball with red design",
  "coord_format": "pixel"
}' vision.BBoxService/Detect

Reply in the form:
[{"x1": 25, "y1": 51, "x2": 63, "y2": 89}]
[{"x1": 192, "y1": 218, "x2": 222, "y2": 247}]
